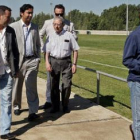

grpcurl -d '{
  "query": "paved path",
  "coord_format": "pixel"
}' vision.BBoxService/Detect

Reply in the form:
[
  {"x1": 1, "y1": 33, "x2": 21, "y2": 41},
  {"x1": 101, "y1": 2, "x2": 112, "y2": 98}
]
[{"x1": 10, "y1": 77, "x2": 133, "y2": 140}]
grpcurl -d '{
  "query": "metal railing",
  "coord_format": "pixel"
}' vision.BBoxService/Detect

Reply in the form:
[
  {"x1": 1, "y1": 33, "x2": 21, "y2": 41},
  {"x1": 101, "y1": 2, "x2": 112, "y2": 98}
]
[{"x1": 77, "y1": 65, "x2": 127, "y2": 104}]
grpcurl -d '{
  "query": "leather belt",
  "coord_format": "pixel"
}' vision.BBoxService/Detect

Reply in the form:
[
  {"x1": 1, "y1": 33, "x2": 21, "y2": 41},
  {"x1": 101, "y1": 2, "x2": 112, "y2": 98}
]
[
  {"x1": 50, "y1": 56, "x2": 71, "y2": 60},
  {"x1": 24, "y1": 55, "x2": 35, "y2": 60}
]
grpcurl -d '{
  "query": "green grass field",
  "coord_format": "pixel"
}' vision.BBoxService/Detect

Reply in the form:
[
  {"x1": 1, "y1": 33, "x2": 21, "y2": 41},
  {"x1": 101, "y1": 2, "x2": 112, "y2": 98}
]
[{"x1": 38, "y1": 34, "x2": 132, "y2": 119}]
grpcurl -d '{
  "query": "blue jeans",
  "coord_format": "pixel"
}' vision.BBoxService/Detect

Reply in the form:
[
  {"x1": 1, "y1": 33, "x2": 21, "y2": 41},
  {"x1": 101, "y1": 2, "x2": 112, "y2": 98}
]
[
  {"x1": 128, "y1": 81, "x2": 140, "y2": 140},
  {"x1": 0, "y1": 72, "x2": 13, "y2": 135}
]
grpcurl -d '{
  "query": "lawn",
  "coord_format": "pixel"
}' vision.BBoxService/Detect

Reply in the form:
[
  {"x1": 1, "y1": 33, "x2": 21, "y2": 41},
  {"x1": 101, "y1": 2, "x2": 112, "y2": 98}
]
[{"x1": 38, "y1": 34, "x2": 132, "y2": 119}]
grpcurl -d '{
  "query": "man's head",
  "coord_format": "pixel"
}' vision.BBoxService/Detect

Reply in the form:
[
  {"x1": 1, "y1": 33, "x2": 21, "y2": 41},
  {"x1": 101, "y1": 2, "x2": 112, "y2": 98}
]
[
  {"x1": 20, "y1": 4, "x2": 33, "y2": 25},
  {"x1": 54, "y1": 4, "x2": 65, "y2": 18},
  {"x1": 53, "y1": 16, "x2": 64, "y2": 33},
  {"x1": 0, "y1": 5, "x2": 11, "y2": 29}
]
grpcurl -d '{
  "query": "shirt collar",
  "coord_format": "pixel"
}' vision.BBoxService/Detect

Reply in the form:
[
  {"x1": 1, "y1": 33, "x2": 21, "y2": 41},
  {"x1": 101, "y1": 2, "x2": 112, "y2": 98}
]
[
  {"x1": 0, "y1": 27, "x2": 7, "y2": 38},
  {"x1": 21, "y1": 19, "x2": 31, "y2": 29},
  {"x1": 55, "y1": 29, "x2": 65, "y2": 36}
]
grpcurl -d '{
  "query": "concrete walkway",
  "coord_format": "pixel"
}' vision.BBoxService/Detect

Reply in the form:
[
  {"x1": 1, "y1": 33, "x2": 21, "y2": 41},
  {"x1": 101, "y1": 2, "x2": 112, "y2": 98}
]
[{"x1": 10, "y1": 77, "x2": 133, "y2": 140}]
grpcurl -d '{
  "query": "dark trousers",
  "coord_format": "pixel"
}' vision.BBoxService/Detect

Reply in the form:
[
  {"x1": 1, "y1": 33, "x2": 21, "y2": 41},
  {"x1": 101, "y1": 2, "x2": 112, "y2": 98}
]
[{"x1": 50, "y1": 57, "x2": 72, "y2": 109}]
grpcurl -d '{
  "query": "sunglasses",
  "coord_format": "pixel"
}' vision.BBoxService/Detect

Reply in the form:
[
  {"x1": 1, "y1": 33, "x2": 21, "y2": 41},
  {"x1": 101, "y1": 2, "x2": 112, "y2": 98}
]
[{"x1": 55, "y1": 13, "x2": 64, "y2": 17}]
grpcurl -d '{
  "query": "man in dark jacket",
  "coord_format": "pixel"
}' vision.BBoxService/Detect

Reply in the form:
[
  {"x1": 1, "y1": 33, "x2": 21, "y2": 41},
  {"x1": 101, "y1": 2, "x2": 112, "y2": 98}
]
[
  {"x1": 123, "y1": 8, "x2": 140, "y2": 140},
  {"x1": 0, "y1": 5, "x2": 19, "y2": 139}
]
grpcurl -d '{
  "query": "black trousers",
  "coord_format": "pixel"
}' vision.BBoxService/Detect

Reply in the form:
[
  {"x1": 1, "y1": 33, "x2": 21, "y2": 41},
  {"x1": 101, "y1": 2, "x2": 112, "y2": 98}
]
[{"x1": 49, "y1": 57, "x2": 72, "y2": 109}]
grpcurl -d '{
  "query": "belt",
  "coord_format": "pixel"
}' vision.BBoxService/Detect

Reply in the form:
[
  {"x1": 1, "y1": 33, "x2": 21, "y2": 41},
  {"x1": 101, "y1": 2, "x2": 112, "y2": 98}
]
[
  {"x1": 50, "y1": 56, "x2": 71, "y2": 60},
  {"x1": 24, "y1": 55, "x2": 35, "y2": 60}
]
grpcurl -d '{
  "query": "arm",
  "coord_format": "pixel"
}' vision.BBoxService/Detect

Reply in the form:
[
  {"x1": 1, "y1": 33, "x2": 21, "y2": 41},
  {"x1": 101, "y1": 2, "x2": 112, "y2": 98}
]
[
  {"x1": 39, "y1": 20, "x2": 47, "y2": 51},
  {"x1": 11, "y1": 27, "x2": 19, "y2": 77},
  {"x1": 36, "y1": 26, "x2": 41, "y2": 59},
  {"x1": 70, "y1": 22, "x2": 78, "y2": 41},
  {"x1": 72, "y1": 50, "x2": 78, "y2": 74},
  {"x1": 45, "y1": 52, "x2": 52, "y2": 72},
  {"x1": 123, "y1": 33, "x2": 140, "y2": 72}
]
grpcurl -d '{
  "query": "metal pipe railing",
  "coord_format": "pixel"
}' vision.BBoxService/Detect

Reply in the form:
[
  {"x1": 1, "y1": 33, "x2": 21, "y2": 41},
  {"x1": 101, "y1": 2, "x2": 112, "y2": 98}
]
[{"x1": 77, "y1": 65, "x2": 127, "y2": 104}]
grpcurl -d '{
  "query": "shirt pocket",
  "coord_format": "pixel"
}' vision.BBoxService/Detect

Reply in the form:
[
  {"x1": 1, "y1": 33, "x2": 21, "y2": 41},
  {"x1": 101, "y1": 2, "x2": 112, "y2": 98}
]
[{"x1": 63, "y1": 40, "x2": 70, "y2": 51}]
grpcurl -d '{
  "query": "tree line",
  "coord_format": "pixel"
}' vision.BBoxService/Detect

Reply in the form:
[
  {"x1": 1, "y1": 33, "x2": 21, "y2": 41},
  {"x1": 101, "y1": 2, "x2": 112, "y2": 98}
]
[{"x1": 12, "y1": 4, "x2": 140, "y2": 31}]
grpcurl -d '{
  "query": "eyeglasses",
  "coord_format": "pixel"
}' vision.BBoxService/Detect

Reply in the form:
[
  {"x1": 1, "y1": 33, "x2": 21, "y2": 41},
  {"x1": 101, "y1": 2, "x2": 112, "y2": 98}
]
[
  {"x1": 53, "y1": 23, "x2": 62, "y2": 27},
  {"x1": 55, "y1": 13, "x2": 64, "y2": 17}
]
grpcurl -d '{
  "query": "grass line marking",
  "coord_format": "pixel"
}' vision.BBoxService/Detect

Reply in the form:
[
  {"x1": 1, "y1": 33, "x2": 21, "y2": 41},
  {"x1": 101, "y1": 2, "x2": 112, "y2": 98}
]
[{"x1": 79, "y1": 59, "x2": 128, "y2": 70}]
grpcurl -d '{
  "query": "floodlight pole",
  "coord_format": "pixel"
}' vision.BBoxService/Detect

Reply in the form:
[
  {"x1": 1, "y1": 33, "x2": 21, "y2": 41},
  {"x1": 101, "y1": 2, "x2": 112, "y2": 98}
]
[
  {"x1": 50, "y1": 2, "x2": 53, "y2": 19},
  {"x1": 126, "y1": 0, "x2": 129, "y2": 35}
]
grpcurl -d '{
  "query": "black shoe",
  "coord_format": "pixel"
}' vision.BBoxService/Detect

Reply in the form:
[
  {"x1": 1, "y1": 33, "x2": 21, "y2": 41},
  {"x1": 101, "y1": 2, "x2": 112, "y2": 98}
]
[
  {"x1": 14, "y1": 109, "x2": 21, "y2": 116},
  {"x1": 39, "y1": 102, "x2": 52, "y2": 110},
  {"x1": 28, "y1": 113, "x2": 40, "y2": 122},
  {"x1": 63, "y1": 106, "x2": 70, "y2": 113},
  {"x1": 50, "y1": 108, "x2": 60, "y2": 113},
  {"x1": 1, "y1": 133, "x2": 16, "y2": 139}
]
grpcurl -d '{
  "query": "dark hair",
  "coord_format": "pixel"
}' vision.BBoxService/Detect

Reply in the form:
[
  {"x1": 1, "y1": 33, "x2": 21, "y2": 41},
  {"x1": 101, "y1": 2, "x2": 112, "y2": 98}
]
[
  {"x1": 0, "y1": 5, "x2": 11, "y2": 15},
  {"x1": 54, "y1": 4, "x2": 65, "y2": 13},
  {"x1": 20, "y1": 4, "x2": 33, "y2": 13}
]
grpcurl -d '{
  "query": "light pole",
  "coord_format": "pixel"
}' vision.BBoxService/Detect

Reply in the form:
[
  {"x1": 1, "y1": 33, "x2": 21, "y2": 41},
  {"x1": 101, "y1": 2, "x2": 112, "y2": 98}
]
[
  {"x1": 50, "y1": 2, "x2": 53, "y2": 19},
  {"x1": 126, "y1": 0, "x2": 129, "y2": 35}
]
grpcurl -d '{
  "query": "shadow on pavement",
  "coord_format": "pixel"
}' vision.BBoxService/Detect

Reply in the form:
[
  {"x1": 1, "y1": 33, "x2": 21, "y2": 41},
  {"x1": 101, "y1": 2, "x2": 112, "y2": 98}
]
[{"x1": 11, "y1": 93, "x2": 95, "y2": 137}]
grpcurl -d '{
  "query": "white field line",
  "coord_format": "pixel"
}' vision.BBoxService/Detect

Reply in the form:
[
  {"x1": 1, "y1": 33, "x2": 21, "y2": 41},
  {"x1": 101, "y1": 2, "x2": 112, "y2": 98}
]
[{"x1": 79, "y1": 59, "x2": 128, "y2": 70}]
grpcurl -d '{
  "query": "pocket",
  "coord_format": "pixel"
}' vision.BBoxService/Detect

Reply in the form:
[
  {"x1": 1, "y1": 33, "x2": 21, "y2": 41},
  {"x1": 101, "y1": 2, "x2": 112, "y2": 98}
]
[{"x1": 63, "y1": 42, "x2": 69, "y2": 51}]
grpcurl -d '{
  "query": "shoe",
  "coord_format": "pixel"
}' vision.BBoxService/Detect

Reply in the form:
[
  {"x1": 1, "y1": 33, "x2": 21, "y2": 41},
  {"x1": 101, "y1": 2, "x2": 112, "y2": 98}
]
[
  {"x1": 129, "y1": 125, "x2": 135, "y2": 140},
  {"x1": 14, "y1": 109, "x2": 21, "y2": 116},
  {"x1": 28, "y1": 113, "x2": 40, "y2": 122},
  {"x1": 63, "y1": 106, "x2": 70, "y2": 113},
  {"x1": 39, "y1": 102, "x2": 52, "y2": 109},
  {"x1": 50, "y1": 108, "x2": 60, "y2": 113},
  {"x1": 1, "y1": 133, "x2": 16, "y2": 139}
]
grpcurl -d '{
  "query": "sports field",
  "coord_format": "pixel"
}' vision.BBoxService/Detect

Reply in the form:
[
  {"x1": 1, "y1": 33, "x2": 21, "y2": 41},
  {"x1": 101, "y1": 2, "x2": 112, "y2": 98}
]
[{"x1": 38, "y1": 34, "x2": 132, "y2": 119}]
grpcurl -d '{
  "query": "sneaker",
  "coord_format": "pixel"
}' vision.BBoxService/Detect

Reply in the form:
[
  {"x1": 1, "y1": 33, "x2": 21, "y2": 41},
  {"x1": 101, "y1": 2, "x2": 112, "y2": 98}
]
[{"x1": 14, "y1": 109, "x2": 21, "y2": 116}]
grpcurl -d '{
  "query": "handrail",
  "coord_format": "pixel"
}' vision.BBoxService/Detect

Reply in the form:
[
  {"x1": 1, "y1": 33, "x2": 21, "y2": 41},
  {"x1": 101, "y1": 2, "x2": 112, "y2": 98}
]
[{"x1": 77, "y1": 65, "x2": 127, "y2": 104}]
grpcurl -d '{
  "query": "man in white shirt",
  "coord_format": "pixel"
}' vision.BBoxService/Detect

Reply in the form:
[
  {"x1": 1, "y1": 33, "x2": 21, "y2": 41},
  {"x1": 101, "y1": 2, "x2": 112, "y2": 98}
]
[
  {"x1": 39, "y1": 4, "x2": 77, "y2": 110},
  {"x1": 0, "y1": 5, "x2": 19, "y2": 139},
  {"x1": 45, "y1": 16, "x2": 79, "y2": 113}
]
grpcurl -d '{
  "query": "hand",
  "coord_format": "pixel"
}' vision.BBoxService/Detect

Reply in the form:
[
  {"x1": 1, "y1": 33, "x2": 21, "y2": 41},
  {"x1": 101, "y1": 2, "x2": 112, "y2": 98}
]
[
  {"x1": 46, "y1": 63, "x2": 52, "y2": 72},
  {"x1": 14, "y1": 73, "x2": 19, "y2": 78},
  {"x1": 72, "y1": 64, "x2": 77, "y2": 74},
  {"x1": 12, "y1": 72, "x2": 19, "y2": 78}
]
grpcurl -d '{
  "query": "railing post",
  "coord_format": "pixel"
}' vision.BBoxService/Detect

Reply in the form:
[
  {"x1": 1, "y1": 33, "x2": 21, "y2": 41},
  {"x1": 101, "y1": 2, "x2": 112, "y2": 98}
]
[{"x1": 97, "y1": 72, "x2": 100, "y2": 104}]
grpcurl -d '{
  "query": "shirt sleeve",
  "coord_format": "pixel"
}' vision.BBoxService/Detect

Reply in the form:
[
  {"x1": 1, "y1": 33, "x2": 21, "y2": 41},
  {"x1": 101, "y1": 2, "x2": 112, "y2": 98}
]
[
  {"x1": 123, "y1": 33, "x2": 140, "y2": 73},
  {"x1": 70, "y1": 22, "x2": 78, "y2": 41},
  {"x1": 44, "y1": 36, "x2": 51, "y2": 53},
  {"x1": 39, "y1": 20, "x2": 47, "y2": 51}
]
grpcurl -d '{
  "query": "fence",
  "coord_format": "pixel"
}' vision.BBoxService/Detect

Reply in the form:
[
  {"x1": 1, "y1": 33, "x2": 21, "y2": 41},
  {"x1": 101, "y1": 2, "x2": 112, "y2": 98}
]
[
  {"x1": 77, "y1": 65, "x2": 127, "y2": 105},
  {"x1": 76, "y1": 30, "x2": 131, "y2": 35}
]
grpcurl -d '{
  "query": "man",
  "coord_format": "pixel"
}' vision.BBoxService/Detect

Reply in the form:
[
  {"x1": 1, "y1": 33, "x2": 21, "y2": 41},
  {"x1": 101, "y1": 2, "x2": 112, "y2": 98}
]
[
  {"x1": 39, "y1": 4, "x2": 77, "y2": 110},
  {"x1": 0, "y1": 5, "x2": 19, "y2": 139},
  {"x1": 123, "y1": 9, "x2": 140, "y2": 140},
  {"x1": 45, "y1": 16, "x2": 79, "y2": 113},
  {"x1": 10, "y1": 4, "x2": 41, "y2": 121}
]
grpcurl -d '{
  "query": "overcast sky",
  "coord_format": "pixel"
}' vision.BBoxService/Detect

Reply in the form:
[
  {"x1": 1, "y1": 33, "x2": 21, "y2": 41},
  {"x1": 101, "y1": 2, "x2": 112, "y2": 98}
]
[{"x1": 0, "y1": 0, "x2": 140, "y2": 18}]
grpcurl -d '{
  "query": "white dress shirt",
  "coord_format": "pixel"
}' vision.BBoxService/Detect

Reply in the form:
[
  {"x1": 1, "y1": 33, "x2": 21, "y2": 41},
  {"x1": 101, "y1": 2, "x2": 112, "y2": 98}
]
[
  {"x1": 45, "y1": 30, "x2": 79, "y2": 58},
  {"x1": 21, "y1": 20, "x2": 34, "y2": 56}
]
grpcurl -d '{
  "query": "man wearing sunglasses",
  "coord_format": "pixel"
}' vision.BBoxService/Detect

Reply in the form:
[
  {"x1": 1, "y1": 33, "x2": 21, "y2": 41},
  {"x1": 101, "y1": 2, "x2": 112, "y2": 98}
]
[{"x1": 39, "y1": 4, "x2": 77, "y2": 110}]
